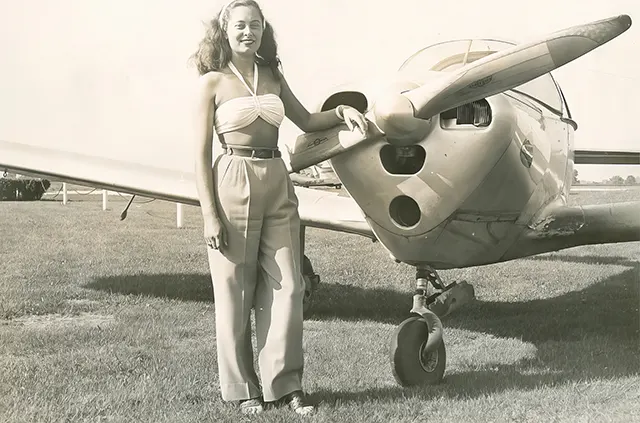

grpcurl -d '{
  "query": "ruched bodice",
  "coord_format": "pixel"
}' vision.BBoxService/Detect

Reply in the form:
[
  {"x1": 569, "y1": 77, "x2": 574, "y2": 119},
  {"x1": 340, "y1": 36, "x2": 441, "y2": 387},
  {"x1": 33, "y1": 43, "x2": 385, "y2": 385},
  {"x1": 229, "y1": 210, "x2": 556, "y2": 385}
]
[{"x1": 214, "y1": 62, "x2": 285, "y2": 134}]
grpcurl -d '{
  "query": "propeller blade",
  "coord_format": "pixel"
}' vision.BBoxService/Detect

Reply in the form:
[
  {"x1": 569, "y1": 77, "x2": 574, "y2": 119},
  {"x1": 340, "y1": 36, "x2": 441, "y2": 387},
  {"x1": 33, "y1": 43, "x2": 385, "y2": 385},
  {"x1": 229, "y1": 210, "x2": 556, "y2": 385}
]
[
  {"x1": 405, "y1": 14, "x2": 632, "y2": 120},
  {"x1": 286, "y1": 120, "x2": 384, "y2": 173}
]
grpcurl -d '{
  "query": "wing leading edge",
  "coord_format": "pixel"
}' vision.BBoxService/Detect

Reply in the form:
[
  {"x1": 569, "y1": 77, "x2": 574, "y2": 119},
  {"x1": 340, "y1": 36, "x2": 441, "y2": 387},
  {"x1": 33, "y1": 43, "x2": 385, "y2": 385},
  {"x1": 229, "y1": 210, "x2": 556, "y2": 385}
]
[
  {"x1": 0, "y1": 140, "x2": 373, "y2": 238},
  {"x1": 1, "y1": 140, "x2": 199, "y2": 205},
  {"x1": 574, "y1": 149, "x2": 640, "y2": 165}
]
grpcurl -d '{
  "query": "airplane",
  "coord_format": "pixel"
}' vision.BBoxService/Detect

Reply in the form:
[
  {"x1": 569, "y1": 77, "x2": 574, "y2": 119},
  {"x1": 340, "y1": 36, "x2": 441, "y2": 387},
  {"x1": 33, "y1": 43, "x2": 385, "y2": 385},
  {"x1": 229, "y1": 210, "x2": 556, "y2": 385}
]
[
  {"x1": 290, "y1": 162, "x2": 343, "y2": 189},
  {"x1": 1, "y1": 12, "x2": 639, "y2": 388}
]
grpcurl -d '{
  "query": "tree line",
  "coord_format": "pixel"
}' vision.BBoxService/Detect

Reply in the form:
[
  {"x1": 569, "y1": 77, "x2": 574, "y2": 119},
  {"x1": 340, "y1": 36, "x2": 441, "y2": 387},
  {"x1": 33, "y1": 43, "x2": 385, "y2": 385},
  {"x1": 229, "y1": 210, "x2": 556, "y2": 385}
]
[{"x1": 573, "y1": 170, "x2": 638, "y2": 185}]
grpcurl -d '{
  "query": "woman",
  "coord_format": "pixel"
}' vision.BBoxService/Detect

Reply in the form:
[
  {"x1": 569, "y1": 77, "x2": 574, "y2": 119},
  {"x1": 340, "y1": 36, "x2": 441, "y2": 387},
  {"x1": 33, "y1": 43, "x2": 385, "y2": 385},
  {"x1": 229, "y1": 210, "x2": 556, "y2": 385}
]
[{"x1": 191, "y1": 0, "x2": 367, "y2": 416}]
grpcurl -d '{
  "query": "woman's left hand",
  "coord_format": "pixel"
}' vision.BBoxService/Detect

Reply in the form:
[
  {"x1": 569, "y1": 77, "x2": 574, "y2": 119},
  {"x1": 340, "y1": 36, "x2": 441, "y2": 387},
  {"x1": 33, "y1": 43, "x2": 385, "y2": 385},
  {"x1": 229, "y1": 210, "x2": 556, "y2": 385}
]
[{"x1": 341, "y1": 106, "x2": 368, "y2": 134}]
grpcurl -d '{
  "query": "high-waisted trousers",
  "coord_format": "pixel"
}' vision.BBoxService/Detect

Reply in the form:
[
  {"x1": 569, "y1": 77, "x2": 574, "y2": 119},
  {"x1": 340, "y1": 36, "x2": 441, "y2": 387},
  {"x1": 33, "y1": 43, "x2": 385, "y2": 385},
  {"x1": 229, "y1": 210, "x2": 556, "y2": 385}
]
[{"x1": 207, "y1": 153, "x2": 305, "y2": 402}]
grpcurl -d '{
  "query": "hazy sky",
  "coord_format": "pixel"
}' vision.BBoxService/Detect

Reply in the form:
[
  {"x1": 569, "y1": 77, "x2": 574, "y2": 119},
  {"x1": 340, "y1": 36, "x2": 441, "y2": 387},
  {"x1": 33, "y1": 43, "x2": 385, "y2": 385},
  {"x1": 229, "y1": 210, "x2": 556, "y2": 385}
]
[{"x1": 0, "y1": 0, "x2": 638, "y2": 182}]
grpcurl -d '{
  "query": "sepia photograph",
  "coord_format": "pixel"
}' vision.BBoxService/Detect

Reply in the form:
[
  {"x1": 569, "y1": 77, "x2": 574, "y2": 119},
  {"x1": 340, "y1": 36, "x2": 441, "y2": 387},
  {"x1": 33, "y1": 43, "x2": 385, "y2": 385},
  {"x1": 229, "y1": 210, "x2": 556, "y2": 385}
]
[{"x1": 1, "y1": 0, "x2": 638, "y2": 421}]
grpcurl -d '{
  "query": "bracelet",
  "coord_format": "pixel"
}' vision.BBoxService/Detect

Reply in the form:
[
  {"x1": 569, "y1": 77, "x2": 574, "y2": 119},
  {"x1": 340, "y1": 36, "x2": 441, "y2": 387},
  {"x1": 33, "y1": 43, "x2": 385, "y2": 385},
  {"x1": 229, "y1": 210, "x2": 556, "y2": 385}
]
[{"x1": 335, "y1": 105, "x2": 344, "y2": 120}]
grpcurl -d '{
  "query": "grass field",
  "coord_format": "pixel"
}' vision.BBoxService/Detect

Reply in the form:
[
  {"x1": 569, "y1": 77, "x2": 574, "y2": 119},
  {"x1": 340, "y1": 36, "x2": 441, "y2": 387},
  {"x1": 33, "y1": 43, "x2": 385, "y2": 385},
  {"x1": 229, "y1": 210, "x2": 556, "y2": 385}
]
[{"x1": 1, "y1": 186, "x2": 639, "y2": 422}]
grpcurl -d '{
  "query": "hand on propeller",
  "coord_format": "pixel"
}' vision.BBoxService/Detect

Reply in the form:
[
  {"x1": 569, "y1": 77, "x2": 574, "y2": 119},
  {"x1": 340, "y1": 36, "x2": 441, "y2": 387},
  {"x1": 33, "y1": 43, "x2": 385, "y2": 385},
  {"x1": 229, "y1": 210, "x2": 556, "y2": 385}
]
[{"x1": 339, "y1": 105, "x2": 368, "y2": 134}]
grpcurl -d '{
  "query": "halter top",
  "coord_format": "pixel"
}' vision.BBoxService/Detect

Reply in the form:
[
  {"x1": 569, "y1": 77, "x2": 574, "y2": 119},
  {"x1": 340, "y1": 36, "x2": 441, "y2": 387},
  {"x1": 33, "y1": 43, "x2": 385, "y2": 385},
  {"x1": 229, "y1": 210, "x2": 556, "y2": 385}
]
[{"x1": 213, "y1": 62, "x2": 285, "y2": 134}]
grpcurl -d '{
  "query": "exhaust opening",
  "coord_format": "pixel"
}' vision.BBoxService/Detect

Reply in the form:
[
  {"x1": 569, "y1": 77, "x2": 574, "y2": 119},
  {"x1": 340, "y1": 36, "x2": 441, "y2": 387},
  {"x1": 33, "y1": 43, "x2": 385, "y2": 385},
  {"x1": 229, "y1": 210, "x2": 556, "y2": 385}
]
[{"x1": 390, "y1": 195, "x2": 421, "y2": 228}]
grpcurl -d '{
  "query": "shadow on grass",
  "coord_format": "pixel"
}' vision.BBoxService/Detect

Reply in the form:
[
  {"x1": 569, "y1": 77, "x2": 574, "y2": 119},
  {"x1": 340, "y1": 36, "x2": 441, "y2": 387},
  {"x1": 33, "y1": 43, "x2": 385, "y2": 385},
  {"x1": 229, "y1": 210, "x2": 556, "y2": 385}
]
[
  {"x1": 84, "y1": 272, "x2": 411, "y2": 323},
  {"x1": 312, "y1": 359, "x2": 638, "y2": 406},
  {"x1": 83, "y1": 255, "x2": 638, "y2": 403},
  {"x1": 312, "y1": 256, "x2": 639, "y2": 404},
  {"x1": 310, "y1": 284, "x2": 409, "y2": 324},
  {"x1": 84, "y1": 273, "x2": 214, "y2": 303},
  {"x1": 523, "y1": 254, "x2": 638, "y2": 266},
  {"x1": 83, "y1": 254, "x2": 638, "y2": 336},
  {"x1": 445, "y1": 266, "x2": 639, "y2": 343}
]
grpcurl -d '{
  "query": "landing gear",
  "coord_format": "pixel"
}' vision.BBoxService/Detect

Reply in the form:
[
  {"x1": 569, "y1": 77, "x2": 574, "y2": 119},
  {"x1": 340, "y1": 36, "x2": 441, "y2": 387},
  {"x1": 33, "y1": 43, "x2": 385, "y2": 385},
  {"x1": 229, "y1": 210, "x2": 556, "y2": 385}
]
[
  {"x1": 300, "y1": 225, "x2": 320, "y2": 317},
  {"x1": 390, "y1": 266, "x2": 475, "y2": 386},
  {"x1": 302, "y1": 254, "x2": 320, "y2": 316},
  {"x1": 391, "y1": 316, "x2": 446, "y2": 386}
]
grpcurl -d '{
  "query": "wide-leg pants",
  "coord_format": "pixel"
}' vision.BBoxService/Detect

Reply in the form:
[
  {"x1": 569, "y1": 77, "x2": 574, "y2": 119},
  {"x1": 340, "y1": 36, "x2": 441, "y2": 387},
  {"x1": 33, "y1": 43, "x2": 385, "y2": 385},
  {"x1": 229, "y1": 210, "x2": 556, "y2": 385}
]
[{"x1": 207, "y1": 153, "x2": 305, "y2": 402}]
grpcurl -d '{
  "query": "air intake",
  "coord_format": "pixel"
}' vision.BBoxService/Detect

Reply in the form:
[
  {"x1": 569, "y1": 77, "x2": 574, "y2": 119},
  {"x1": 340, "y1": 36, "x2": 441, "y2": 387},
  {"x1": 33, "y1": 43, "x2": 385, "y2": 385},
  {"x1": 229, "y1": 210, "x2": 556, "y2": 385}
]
[{"x1": 440, "y1": 99, "x2": 492, "y2": 127}]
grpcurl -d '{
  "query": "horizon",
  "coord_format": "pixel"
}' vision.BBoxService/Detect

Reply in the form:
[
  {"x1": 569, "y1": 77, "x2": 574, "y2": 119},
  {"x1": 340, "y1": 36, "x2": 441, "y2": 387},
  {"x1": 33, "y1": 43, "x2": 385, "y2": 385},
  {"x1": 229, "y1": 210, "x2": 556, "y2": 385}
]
[{"x1": 575, "y1": 169, "x2": 640, "y2": 184}]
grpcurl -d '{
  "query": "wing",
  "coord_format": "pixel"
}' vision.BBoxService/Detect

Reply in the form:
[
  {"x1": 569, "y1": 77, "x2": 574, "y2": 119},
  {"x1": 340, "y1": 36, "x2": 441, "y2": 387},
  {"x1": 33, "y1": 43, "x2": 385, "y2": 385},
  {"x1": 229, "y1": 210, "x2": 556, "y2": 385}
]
[
  {"x1": 0, "y1": 140, "x2": 373, "y2": 238},
  {"x1": 295, "y1": 186, "x2": 373, "y2": 238},
  {"x1": 503, "y1": 201, "x2": 640, "y2": 260},
  {"x1": 574, "y1": 149, "x2": 640, "y2": 165},
  {"x1": 1, "y1": 140, "x2": 198, "y2": 205},
  {"x1": 523, "y1": 147, "x2": 640, "y2": 258}
]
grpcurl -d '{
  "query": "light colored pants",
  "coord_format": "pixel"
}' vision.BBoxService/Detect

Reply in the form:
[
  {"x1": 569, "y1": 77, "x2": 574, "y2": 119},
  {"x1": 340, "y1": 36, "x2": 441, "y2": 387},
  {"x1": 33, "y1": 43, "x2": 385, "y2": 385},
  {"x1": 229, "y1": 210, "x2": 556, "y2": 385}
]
[{"x1": 207, "y1": 153, "x2": 305, "y2": 402}]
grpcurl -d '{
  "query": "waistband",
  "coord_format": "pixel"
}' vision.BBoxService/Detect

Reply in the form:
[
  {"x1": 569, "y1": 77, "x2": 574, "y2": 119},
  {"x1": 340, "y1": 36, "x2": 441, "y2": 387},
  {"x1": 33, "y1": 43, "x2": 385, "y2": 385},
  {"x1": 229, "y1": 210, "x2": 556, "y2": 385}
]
[{"x1": 222, "y1": 145, "x2": 281, "y2": 159}]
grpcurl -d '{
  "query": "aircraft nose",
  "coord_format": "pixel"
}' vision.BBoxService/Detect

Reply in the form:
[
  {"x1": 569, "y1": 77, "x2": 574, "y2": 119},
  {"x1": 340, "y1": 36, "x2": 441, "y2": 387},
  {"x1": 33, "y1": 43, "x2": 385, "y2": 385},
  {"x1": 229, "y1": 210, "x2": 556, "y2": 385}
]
[{"x1": 373, "y1": 91, "x2": 432, "y2": 146}]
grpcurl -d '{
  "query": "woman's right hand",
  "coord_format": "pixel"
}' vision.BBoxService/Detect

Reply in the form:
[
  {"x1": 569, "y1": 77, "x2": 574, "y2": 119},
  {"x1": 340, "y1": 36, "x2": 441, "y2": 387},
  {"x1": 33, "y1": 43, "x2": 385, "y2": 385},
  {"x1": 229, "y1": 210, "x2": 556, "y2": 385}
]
[{"x1": 204, "y1": 216, "x2": 227, "y2": 252}]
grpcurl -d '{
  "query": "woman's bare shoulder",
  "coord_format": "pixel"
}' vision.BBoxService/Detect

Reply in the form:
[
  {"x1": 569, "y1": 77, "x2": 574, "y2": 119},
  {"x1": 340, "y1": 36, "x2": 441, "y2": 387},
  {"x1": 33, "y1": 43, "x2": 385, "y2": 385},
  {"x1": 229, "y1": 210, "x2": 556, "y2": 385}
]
[
  {"x1": 199, "y1": 71, "x2": 224, "y2": 84},
  {"x1": 198, "y1": 71, "x2": 225, "y2": 96}
]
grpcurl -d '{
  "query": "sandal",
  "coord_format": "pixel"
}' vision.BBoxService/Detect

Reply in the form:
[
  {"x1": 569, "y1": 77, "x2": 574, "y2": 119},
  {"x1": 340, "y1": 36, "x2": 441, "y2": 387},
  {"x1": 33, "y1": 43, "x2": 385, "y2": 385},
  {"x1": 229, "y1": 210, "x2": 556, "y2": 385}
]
[
  {"x1": 284, "y1": 391, "x2": 315, "y2": 416},
  {"x1": 239, "y1": 397, "x2": 264, "y2": 415}
]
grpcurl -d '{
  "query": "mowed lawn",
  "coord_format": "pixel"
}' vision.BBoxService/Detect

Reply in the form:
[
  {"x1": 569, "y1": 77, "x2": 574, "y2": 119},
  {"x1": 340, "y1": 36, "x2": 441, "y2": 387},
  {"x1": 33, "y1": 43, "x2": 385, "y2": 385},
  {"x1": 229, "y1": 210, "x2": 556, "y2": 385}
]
[{"x1": 1, "y1": 186, "x2": 639, "y2": 423}]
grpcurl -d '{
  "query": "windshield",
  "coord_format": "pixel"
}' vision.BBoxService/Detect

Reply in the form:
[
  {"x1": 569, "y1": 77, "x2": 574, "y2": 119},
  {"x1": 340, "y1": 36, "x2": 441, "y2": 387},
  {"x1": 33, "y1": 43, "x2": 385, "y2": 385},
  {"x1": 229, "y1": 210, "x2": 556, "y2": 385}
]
[{"x1": 398, "y1": 39, "x2": 565, "y2": 114}]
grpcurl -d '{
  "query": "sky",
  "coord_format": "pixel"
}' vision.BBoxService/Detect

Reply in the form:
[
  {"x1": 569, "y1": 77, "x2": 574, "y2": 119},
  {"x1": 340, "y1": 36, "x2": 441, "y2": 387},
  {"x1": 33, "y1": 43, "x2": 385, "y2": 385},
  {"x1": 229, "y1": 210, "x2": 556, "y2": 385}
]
[{"x1": 0, "y1": 0, "x2": 639, "y2": 182}]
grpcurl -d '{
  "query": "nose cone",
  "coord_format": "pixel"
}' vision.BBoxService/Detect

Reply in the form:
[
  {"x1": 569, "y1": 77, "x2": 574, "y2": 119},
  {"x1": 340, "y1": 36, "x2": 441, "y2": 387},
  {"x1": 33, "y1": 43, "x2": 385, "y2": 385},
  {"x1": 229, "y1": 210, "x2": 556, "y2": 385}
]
[{"x1": 373, "y1": 92, "x2": 431, "y2": 146}]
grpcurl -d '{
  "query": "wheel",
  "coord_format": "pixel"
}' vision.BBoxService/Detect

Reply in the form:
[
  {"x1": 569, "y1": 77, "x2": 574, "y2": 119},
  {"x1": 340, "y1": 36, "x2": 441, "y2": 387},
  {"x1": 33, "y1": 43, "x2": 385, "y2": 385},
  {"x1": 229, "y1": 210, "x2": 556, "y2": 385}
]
[
  {"x1": 302, "y1": 255, "x2": 320, "y2": 317},
  {"x1": 390, "y1": 316, "x2": 446, "y2": 386}
]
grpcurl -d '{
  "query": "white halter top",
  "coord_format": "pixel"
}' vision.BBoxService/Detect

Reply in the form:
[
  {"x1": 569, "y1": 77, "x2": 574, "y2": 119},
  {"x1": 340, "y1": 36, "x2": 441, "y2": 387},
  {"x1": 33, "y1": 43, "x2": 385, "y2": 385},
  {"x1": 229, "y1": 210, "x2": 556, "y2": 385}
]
[{"x1": 213, "y1": 62, "x2": 285, "y2": 134}]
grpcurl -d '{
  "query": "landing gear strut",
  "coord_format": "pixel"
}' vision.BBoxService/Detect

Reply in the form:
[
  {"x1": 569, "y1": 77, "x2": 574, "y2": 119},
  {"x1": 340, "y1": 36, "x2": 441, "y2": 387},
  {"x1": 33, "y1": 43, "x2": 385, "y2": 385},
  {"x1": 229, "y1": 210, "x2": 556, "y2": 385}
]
[
  {"x1": 302, "y1": 254, "x2": 319, "y2": 316},
  {"x1": 300, "y1": 226, "x2": 320, "y2": 317},
  {"x1": 390, "y1": 266, "x2": 475, "y2": 386}
]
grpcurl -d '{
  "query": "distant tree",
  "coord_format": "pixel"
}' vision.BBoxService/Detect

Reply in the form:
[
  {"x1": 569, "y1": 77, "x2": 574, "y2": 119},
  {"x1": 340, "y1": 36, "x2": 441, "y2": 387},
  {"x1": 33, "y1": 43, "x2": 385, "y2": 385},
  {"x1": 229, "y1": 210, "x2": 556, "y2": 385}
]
[
  {"x1": 572, "y1": 169, "x2": 579, "y2": 184},
  {"x1": 625, "y1": 175, "x2": 637, "y2": 185},
  {"x1": 609, "y1": 175, "x2": 624, "y2": 185}
]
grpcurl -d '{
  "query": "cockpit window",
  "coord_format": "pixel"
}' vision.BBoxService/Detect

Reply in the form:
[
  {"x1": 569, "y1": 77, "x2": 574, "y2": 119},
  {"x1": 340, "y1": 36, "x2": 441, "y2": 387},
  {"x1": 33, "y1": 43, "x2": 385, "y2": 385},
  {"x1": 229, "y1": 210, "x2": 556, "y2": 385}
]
[
  {"x1": 398, "y1": 39, "x2": 564, "y2": 115},
  {"x1": 513, "y1": 77, "x2": 563, "y2": 114}
]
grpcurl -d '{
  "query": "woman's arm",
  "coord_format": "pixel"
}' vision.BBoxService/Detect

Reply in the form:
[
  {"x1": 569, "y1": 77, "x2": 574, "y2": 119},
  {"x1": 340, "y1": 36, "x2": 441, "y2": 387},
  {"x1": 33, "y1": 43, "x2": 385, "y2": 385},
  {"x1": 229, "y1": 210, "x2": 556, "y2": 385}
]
[
  {"x1": 278, "y1": 70, "x2": 367, "y2": 134},
  {"x1": 194, "y1": 72, "x2": 228, "y2": 250},
  {"x1": 193, "y1": 73, "x2": 219, "y2": 220}
]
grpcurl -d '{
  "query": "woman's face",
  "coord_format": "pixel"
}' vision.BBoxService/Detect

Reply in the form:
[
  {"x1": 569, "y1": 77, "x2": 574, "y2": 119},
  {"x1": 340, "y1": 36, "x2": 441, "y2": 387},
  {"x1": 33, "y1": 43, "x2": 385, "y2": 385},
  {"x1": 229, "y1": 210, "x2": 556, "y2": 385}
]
[{"x1": 225, "y1": 6, "x2": 263, "y2": 56}]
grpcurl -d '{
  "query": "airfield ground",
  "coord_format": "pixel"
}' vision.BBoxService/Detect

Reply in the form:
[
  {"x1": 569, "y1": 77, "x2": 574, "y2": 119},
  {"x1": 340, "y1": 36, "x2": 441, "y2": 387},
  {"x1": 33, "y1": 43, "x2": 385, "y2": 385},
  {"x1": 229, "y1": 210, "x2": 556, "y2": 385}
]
[{"x1": 1, "y1": 185, "x2": 638, "y2": 422}]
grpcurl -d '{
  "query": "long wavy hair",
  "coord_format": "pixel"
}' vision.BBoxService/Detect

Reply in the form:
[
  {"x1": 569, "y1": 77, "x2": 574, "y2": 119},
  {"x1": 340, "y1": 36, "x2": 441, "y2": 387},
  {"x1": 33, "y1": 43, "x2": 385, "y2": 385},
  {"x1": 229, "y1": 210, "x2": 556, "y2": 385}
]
[{"x1": 190, "y1": 0, "x2": 281, "y2": 76}]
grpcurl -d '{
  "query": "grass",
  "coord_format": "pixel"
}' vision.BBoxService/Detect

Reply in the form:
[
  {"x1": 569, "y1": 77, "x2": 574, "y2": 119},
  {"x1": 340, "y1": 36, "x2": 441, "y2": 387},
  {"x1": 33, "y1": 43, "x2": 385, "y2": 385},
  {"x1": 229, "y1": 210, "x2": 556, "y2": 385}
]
[{"x1": 1, "y1": 186, "x2": 639, "y2": 422}]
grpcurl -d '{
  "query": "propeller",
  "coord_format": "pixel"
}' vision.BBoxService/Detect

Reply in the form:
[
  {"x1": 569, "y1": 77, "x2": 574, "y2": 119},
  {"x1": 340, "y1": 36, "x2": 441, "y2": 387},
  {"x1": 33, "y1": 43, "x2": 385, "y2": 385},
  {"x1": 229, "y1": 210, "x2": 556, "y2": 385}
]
[
  {"x1": 287, "y1": 14, "x2": 632, "y2": 170},
  {"x1": 375, "y1": 14, "x2": 632, "y2": 146}
]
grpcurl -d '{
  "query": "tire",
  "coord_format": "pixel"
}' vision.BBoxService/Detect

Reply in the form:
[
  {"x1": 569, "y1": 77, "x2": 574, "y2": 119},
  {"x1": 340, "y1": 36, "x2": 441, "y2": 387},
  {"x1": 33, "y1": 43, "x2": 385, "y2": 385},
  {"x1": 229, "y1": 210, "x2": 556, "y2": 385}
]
[{"x1": 390, "y1": 316, "x2": 446, "y2": 386}]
